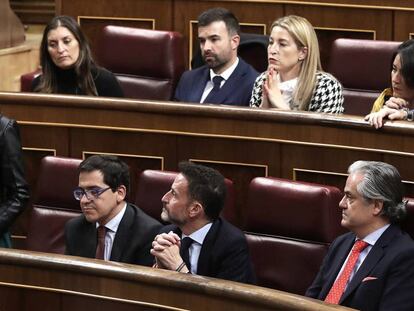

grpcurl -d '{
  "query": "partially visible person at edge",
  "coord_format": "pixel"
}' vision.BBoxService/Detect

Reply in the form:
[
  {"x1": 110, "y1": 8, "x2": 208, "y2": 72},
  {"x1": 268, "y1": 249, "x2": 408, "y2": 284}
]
[
  {"x1": 32, "y1": 15, "x2": 123, "y2": 97},
  {"x1": 249, "y1": 15, "x2": 344, "y2": 113},
  {"x1": 365, "y1": 40, "x2": 414, "y2": 128},
  {"x1": 306, "y1": 161, "x2": 414, "y2": 311},
  {"x1": 0, "y1": 114, "x2": 29, "y2": 248}
]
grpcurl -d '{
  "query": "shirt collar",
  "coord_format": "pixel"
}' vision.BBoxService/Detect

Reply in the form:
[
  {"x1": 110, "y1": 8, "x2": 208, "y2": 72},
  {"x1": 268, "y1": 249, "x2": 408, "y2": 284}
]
[
  {"x1": 277, "y1": 75, "x2": 298, "y2": 92},
  {"x1": 360, "y1": 224, "x2": 390, "y2": 246},
  {"x1": 96, "y1": 202, "x2": 127, "y2": 233},
  {"x1": 183, "y1": 222, "x2": 213, "y2": 245},
  {"x1": 209, "y1": 57, "x2": 239, "y2": 82}
]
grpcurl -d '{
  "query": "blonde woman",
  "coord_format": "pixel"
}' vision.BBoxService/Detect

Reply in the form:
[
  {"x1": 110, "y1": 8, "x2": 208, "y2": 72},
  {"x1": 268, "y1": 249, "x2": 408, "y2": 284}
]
[{"x1": 249, "y1": 15, "x2": 344, "y2": 113}]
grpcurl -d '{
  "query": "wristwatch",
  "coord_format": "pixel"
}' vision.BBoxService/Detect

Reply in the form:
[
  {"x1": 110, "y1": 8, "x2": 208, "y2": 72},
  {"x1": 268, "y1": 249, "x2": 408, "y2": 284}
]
[{"x1": 407, "y1": 109, "x2": 414, "y2": 122}]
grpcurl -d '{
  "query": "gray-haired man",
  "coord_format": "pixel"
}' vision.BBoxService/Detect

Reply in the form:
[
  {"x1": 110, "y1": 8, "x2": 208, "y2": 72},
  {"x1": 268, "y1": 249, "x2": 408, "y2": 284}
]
[{"x1": 306, "y1": 160, "x2": 414, "y2": 311}]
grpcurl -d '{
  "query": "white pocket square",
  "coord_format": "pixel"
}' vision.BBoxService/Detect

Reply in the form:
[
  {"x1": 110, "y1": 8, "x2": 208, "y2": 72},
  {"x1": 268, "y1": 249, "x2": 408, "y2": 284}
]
[{"x1": 362, "y1": 276, "x2": 378, "y2": 282}]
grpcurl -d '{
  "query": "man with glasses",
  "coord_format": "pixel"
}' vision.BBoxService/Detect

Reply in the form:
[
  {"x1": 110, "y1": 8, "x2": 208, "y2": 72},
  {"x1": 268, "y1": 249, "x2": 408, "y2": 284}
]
[{"x1": 65, "y1": 155, "x2": 161, "y2": 265}]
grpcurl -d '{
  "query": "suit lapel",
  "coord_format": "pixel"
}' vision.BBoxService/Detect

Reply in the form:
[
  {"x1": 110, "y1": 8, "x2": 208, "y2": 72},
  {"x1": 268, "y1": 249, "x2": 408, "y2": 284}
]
[
  {"x1": 191, "y1": 68, "x2": 210, "y2": 103},
  {"x1": 83, "y1": 220, "x2": 98, "y2": 258},
  {"x1": 340, "y1": 245, "x2": 384, "y2": 303},
  {"x1": 339, "y1": 225, "x2": 397, "y2": 304},
  {"x1": 205, "y1": 60, "x2": 245, "y2": 104},
  {"x1": 197, "y1": 219, "x2": 220, "y2": 276},
  {"x1": 110, "y1": 204, "x2": 133, "y2": 261}
]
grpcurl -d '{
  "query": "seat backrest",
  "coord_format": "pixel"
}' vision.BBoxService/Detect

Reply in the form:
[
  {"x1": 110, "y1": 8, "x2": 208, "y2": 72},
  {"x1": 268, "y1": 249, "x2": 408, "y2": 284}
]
[
  {"x1": 246, "y1": 233, "x2": 328, "y2": 295},
  {"x1": 135, "y1": 170, "x2": 178, "y2": 222},
  {"x1": 244, "y1": 177, "x2": 344, "y2": 294},
  {"x1": 26, "y1": 156, "x2": 82, "y2": 253},
  {"x1": 327, "y1": 38, "x2": 401, "y2": 116},
  {"x1": 20, "y1": 69, "x2": 41, "y2": 92},
  {"x1": 245, "y1": 177, "x2": 344, "y2": 243},
  {"x1": 135, "y1": 169, "x2": 237, "y2": 224},
  {"x1": 342, "y1": 90, "x2": 380, "y2": 116},
  {"x1": 26, "y1": 207, "x2": 80, "y2": 254},
  {"x1": 237, "y1": 32, "x2": 269, "y2": 73},
  {"x1": 95, "y1": 25, "x2": 185, "y2": 100},
  {"x1": 32, "y1": 156, "x2": 82, "y2": 210}
]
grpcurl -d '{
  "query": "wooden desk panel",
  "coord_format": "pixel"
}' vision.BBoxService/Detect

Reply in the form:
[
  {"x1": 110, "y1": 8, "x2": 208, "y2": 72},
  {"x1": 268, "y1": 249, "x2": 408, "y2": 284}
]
[
  {"x1": 56, "y1": 0, "x2": 414, "y2": 70},
  {"x1": 1, "y1": 92, "x2": 414, "y2": 238},
  {"x1": 0, "y1": 248, "x2": 356, "y2": 311}
]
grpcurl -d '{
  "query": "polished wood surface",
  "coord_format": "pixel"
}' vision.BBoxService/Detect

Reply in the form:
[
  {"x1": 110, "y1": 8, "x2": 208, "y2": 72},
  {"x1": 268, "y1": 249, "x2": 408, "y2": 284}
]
[
  {"x1": 0, "y1": 248, "x2": 356, "y2": 310},
  {"x1": 10, "y1": 0, "x2": 55, "y2": 24},
  {"x1": 0, "y1": 0, "x2": 25, "y2": 48},
  {"x1": 55, "y1": 0, "x2": 414, "y2": 68},
  {"x1": 1, "y1": 91, "x2": 414, "y2": 243}
]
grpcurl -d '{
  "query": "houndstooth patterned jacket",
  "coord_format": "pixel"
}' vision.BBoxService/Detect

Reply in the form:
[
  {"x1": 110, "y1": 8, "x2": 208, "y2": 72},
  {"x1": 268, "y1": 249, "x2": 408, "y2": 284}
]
[{"x1": 249, "y1": 71, "x2": 344, "y2": 114}]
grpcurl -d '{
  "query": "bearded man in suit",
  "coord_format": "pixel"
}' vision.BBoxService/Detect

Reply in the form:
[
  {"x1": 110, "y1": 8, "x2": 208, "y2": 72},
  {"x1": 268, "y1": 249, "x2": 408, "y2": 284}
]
[
  {"x1": 151, "y1": 161, "x2": 255, "y2": 284},
  {"x1": 174, "y1": 7, "x2": 258, "y2": 106}
]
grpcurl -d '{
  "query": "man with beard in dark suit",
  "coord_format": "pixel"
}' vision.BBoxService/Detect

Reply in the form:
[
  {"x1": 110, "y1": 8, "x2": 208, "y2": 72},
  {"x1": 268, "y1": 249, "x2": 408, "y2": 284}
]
[
  {"x1": 151, "y1": 161, "x2": 255, "y2": 284},
  {"x1": 174, "y1": 8, "x2": 258, "y2": 106}
]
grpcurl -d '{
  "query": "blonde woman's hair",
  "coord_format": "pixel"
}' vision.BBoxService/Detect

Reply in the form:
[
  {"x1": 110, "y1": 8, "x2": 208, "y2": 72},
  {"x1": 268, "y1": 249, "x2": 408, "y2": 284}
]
[{"x1": 271, "y1": 15, "x2": 321, "y2": 110}]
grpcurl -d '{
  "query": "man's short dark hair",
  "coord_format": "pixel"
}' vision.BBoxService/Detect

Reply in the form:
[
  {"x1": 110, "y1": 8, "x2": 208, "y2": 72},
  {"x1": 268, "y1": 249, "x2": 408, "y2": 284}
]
[
  {"x1": 197, "y1": 7, "x2": 240, "y2": 36},
  {"x1": 79, "y1": 155, "x2": 130, "y2": 193},
  {"x1": 179, "y1": 161, "x2": 226, "y2": 220}
]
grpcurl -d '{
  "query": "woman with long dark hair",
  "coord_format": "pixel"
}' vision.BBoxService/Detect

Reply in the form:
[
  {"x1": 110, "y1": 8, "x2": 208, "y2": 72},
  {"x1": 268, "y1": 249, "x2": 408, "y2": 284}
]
[
  {"x1": 365, "y1": 40, "x2": 414, "y2": 128},
  {"x1": 32, "y1": 15, "x2": 123, "y2": 97}
]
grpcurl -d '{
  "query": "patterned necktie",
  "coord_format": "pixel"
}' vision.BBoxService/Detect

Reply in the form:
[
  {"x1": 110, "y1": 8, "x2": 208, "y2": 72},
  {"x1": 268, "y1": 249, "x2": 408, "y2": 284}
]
[
  {"x1": 95, "y1": 225, "x2": 106, "y2": 260},
  {"x1": 324, "y1": 240, "x2": 369, "y2": 304},
  {"x1": 204, "y1": 76, "x2": 224, "y2": 103},
  {"x1": 180, "y1": 237, "x2": 193, "y2": 271}
]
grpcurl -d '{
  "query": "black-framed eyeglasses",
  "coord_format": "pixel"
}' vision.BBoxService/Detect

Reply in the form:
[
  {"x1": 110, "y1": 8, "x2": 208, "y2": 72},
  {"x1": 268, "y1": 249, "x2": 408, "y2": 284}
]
[{"x1": 73, "y1": 186, "x2": 111, "y2": 201}]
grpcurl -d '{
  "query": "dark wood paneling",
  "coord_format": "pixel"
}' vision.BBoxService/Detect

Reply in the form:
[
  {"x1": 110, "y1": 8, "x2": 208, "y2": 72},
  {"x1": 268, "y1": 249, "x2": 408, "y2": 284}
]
[
  {"x1": 294, "y1": 169, "x2": 347, "y2": 194},
  {"x1": 0, "y1": 248, "x2": 355, "y2": 311},
  {"x1": 10, "y1": 0, "x2": 54, "y2": 24},
  {"x1": 3, "y1": 92, "x2": 414, "y2": 242},
  {"x1": 0, "y1": 0, "x2": 25, "y2": 48},
  {"x1": 57, "y1": 0, "x2": 173, "y2": 30},
  {"x1": 55, "y1": 0, "x2": 414, "y2": 70},
  {"x1": 394, "y1": 11, "x2": 414, "y2": 41}
]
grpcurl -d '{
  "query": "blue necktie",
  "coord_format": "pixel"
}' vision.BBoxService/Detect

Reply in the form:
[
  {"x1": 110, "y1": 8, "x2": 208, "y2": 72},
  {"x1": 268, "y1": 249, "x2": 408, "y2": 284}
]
[
  {"x1": 180, "y1": 237, "x2": 193, "y2": 271},
  {"x1": 204, "y1": 76, "x2": 224, "y2": 103}
]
